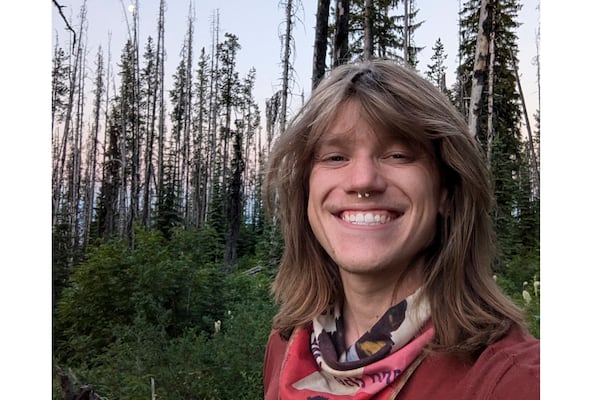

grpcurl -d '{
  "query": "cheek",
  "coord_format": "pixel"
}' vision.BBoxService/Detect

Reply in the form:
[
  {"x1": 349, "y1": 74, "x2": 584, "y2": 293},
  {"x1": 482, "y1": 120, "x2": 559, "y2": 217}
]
[{"x1": 306, "y1": 177, "x2": 320, "y2": 231}]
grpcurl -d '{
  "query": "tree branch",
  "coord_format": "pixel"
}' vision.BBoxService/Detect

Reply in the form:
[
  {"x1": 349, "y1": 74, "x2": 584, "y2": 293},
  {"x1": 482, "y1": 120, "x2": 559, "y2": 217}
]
[{"x1": 52, "y1": 0, "x2": 77, "y2": 52}]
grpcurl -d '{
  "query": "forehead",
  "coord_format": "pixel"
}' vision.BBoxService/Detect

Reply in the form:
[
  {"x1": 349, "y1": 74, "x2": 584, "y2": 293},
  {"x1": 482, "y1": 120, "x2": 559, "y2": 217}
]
[{"x1": 315, "y1": 100, "x2": 414, "y2": 149}]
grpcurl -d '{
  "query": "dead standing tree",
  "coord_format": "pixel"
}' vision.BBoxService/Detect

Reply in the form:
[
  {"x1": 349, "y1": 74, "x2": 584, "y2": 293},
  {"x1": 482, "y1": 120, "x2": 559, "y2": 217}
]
[
  {"x1": 485, "y1": 4, "x2": 495, "y2": 165},
  {"x1": 364, "y1": 0, "x2": 373, "y2": 60},
  {"x1": 279, "y1": 0, "x2": 295, "y2": 135},
  {"x1": 53, "y1": 0, "x2": 77, "y2": 51},
  {"x1": 312, "y1": 0, "x2": 330, "y2": 89},
  {"x1": 52, "y1": 1, "x2": 86, "y2": 228},
  {"x1": 467, "y1": 0, "x2": 492, "y2": 138},
  {"x1": 333, "y1": 0, "x2": 350, "y2": 67}
]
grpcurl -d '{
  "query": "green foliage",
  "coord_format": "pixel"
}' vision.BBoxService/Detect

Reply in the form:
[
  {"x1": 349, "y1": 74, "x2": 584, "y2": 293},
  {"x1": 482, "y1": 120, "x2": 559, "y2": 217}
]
[
  {"x1": 53, "y1": 226, "x2": 275, "y2": 398},
  {"x1": 456, "y1": 0, "x2": 539, "y2": 292},
  {"x1": 155, "y1": 161, "x2": 184, "y2": 239},
  {"x1": 494, "y1": 252, "x2": 540, "y2": 339}
]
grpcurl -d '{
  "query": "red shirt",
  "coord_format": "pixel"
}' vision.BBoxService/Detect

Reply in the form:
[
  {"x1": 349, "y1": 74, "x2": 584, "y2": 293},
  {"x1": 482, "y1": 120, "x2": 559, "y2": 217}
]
[{"x1": 264, "y1": 326, "x2": 539, "y2": 400}]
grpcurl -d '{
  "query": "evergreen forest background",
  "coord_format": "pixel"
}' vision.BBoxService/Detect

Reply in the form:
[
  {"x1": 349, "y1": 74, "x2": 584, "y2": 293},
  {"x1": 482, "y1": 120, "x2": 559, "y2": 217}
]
[{"x1": 51, "y1": 0, "x2": 540, "y2": 398}]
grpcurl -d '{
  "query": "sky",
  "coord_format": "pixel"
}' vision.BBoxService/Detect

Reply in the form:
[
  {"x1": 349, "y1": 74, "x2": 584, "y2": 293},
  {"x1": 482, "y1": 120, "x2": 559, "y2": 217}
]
[
  {"x1": 3, "y1": 0, "x2": 600, "y2": 397},
  {"x1": 49, "y1": 0, "x2": 540, "y2": 121}
]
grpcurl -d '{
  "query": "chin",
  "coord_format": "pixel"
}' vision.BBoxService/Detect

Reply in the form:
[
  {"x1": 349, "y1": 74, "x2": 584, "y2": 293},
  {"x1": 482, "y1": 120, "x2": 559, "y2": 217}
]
[{"x1": 336, "y1": 258, "x2": 393, "y2": 275}]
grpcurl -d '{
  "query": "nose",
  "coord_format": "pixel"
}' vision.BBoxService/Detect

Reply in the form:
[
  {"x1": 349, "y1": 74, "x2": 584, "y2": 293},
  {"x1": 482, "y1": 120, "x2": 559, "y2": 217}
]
[{"x1": 346, "y1": 156, "x2": 386, "y2": 195}]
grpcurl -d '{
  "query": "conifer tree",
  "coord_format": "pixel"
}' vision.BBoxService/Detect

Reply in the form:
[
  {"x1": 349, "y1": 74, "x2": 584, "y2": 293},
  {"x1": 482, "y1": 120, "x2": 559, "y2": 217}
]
[
  {"x1": 96, "y1": 104, "x2": 123, "y2": 240},
  {"x1": 217, "y1": 33, "x2": 254, "y2": 266},
  {"x1": 140, "y1": 36, "x2": 158, "y2": 227},
  {"x1": 190, "y1": 47, "x2": 211, "y2": 228},
  {"x1": 52, "y1": 40, "x2": 70, "y2": 146},
  {"x1": 218, "y1": 33, "x2": 241, "y2": 193},
  {"x1": 344, "y1": 0, "x2": 422, "y2": 63},
  {"x1": 457, "y1": 0, "x2": 536, "y2": 268},
  {"x1": 204, "y1": 10, "x2": 221, "y2": 225},
  {"x1": 117, "y1": 39, "x2": 140, "y2": 238},
  {"x1": 425, "y1": 38, "x2": 450, "y2": 95},
  {"x1": 401, "y1": 0, "x2": 424, "y2": 67}
]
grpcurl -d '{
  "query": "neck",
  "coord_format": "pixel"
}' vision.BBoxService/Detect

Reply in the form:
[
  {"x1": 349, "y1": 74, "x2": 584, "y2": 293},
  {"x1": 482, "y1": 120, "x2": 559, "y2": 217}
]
[{"x1": 341, "y1": 267, "x2": 422, "y2": 347}]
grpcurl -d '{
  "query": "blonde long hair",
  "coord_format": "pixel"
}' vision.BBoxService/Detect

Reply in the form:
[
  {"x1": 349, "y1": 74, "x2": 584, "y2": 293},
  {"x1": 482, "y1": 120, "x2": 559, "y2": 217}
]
[{"x1": 264, "y1": 60, "x2": 525, "y2": 357}]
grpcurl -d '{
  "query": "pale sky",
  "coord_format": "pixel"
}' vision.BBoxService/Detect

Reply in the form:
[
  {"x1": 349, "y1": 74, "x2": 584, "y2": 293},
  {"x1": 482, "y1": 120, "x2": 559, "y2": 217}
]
[{"x1": 50, "y1": 0, "x2": 540, "y2": 121}]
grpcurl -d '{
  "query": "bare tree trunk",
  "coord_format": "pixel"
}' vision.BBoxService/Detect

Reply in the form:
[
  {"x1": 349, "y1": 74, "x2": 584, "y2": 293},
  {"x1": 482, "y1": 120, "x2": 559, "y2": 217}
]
[
  {"x1": 403, "y1": 0, "x2": 409, "y2": 65},
  {"x1": 333, "y1": 0, "x2": 350, "y2": 66},
  {"x1": 312, "y1": 0, "x2": 330, "y2": 89},
  {"x1": 118, "y1": 93, "x2": 127, "y2": 237},
  {"x1": 128, "y1": 0, "x2": 141, "y2": 241},
  {"x1": 98, "y1": 33, "x2": 113, "y2": 239},
  {"x1": 142, "y1": 0, "x2": 165, "y2": 227},
  {"x1": 509, "y1": 46, "x2": 540, "y2": 197},
  {"x1": 486, "y1": 28, "x2": 495, "y2": 166},
  {"x1": 467, "y1": 0, "x2": 491, "y2": 137},
  {"x1": 182, "y1": 7, "x2": 195, "y2": 226},
  {"x1": 280, "y1": 0, "x2": 293, "y2": 135},
  {"x1": 191, "y1": 49, "x2": 209, "y2": 228},
  {"x1": 52, "y1": 2, "x2": 85, "y2": 227},
  {"x1": 157, "y1": 1, "x2": 167, "y2": 220},
  {"x1": 82, "y1": 46, "x2": 104, "y2": 252},
  {"x1": 204, "y1": 10, "x2": 220, "y2": 224},
  {"x1": 224, "y1": 125, "x2": 244, "y2": 266},
  {"x1": 535, "y1": 27, "x2": 541, "y2": 112},
  {"x1": 364, "y1": 0, "x2": 373, "y2": 61},
  {"x1": 457, "y1": 0, "x2": 467, "y2": 116},
  {"x1": 68, "y1": 31, "x2": 87, "y2": 263}
]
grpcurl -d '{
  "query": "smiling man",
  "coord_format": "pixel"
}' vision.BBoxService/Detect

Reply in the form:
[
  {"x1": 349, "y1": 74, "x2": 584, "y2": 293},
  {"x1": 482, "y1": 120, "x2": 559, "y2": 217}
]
[{"x1": 263, "y1": 60, "x2": 539, "y2": 400}]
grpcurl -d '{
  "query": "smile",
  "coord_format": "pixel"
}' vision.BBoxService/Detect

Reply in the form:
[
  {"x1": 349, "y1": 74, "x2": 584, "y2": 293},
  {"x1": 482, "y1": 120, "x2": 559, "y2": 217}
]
[{"x1": 340, "y1": 211, "x2": 398, "y2": 225}]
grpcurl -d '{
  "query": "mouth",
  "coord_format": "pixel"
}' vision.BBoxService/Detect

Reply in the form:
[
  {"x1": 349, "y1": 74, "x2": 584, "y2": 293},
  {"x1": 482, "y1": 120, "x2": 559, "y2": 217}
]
[{"x1": 339, "y1": 210, "x2": 400, "y2": 225}]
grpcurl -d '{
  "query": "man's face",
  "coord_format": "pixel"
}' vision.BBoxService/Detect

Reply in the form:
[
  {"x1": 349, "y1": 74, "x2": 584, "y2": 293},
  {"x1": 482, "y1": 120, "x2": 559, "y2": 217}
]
[{"x1": 307, "y1": 100, "x2": 446, "y2": 278}]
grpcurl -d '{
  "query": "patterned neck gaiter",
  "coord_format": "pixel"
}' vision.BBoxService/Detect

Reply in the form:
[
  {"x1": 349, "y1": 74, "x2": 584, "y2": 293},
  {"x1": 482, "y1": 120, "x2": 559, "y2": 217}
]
[{"x1": 279, "y1": 289, "x2": 433, "y2": 399}]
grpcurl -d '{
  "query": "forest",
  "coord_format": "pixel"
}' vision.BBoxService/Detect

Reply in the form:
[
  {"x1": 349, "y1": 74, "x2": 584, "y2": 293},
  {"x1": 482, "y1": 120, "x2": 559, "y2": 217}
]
[{"x1": 51, "y1": 0, "x2": 540, "y2": 398}]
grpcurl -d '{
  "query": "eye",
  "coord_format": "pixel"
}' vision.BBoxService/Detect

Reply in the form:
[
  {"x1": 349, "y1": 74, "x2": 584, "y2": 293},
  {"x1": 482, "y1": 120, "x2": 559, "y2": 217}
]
[
  {"x1": 314, "y1": 150, "x2": 348, "y2": 164},
  {"x1": 384, "y1": 151, "x2": 414, "y2": 163}
]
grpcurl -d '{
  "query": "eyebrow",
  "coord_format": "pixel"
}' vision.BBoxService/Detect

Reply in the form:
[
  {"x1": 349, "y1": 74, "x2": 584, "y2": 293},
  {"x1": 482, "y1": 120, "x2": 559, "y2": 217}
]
[{"x1": 315, "y1": 132, "x2": 353, "y2": 148}]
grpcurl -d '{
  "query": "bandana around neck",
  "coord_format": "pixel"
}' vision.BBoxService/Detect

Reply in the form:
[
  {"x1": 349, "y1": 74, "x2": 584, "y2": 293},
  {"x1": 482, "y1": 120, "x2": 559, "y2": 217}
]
[{"x1": 279, "y1": 289, "x2": 433, "y2": 399}]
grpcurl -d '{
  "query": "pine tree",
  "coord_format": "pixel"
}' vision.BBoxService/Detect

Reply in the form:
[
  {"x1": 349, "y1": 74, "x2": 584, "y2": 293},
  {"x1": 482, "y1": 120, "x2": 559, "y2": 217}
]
[
  {"x1": 401, "y1": 0, "x2": 424, "y2": 67},
  {"x1": 190, "y1": 47, "x2": 211, "y2": 228},
  {"x1": 167, "y1": 12, "x2": 196, "y2": 229},
  {"x1": 140, "y1": 35, "x2": 158, "y2": 227},
  {"x1": 218, "y1": 33, "x2": 245, "y2": 266},
  {"x1": 343, "y1": 0, "x2": 422, "y2": 63},
  {"x1": 96, "y1": 105, "x2": 122, "y2": 240},
  {"x1": 204, "y1": 10, "x2": 222, "y2": 225},
  {"x1": 457, "y1": 0, "x2": 536, "y2": 269},
  {"x1": 51, "y1": 40, "x2": 70, "y2": 142},
  {"x1": 117, "y1": 39, "x2": 140, "y2": 238},
  {"x1": 218, "y1": 32, "x2": 241, "y2": 192},
  {"x1": 155, "y1": 153, "x2": 183, "y2": 238},
  {"x1": 425, "y1": 38, "x2": 450, "y2": 95}
]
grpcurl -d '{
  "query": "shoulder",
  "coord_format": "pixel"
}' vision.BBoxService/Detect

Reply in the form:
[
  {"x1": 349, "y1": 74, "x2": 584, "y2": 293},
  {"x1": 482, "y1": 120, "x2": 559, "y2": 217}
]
[
  {"x1": 473, "y1": 327, "x2": 540, "y2": 399},
  {"x1": 403, "y1": 326, "x2": 539, "y2": 400},
  {"x1": 263, "y1": 329, "x2": 289, "y2": 400}
]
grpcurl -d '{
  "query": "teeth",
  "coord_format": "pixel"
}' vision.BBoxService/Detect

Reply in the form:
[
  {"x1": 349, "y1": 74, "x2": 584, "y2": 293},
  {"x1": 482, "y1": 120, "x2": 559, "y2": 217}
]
[{"x1": 342, "y1": 212, "x2": 392, "y2": 225}]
